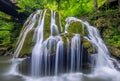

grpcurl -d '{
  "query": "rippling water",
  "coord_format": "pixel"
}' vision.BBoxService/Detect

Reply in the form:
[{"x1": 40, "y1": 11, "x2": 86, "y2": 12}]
[
  {"x1": 0, "y1": 56, "x2": 119, "y2": 81},
  {"x1": 0, "y1": 56, "x2": 23, "y2": 81}
]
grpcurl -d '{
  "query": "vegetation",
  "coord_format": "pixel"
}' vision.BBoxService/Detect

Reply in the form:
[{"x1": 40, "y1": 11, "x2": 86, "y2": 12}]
[
  {"x1": 0, "y1": 12, "x2": 23, "y2": 55},
  {"x1": 87, "y1": 4, "x2": 120, "y2": 58},
  {"x1": 16, "y1": 0, "x2": 106, "y2": 17}
]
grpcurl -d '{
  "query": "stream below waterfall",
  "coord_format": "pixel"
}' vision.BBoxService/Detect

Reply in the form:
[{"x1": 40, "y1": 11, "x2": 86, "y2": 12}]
[{"x1": 0, "y1": 56, "x2": 120, "y2": 81}]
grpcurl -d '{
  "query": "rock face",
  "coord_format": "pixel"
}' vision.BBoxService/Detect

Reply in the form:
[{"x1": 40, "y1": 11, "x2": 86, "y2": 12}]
[
  {"x1": 0, "y1": 49, "x2": 6, "y2": 56},
  {"x1": 110, "y1": 47, "x2": 120, "y2": 58}
]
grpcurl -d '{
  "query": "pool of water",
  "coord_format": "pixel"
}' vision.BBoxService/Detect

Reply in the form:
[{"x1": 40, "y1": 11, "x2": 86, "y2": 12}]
[
  {"x1": 0, "y1": 56, "x2": 24, "y2": 81},
  {"x1": 0, "y1": 56, "x2": 119, "y2": 81}
]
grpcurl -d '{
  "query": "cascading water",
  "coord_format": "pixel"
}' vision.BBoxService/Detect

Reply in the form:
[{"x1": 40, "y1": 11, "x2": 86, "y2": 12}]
[
  {"x1": 31, "y1": 10, "x2": 47, "y2": 77},
  {"x1": 70, "y1": 34, "x2": 81, "y2": 72},
  {"x1": 8, "y1": 10, "x2": 120, "y2": 81},
  {"x1": 31, "y1": 10, "x2": 64, "y2": 77},
  {"x1": 14, "y1": 11, "x2": 40, "y2": 58},
  {"x1": 65, "y1": 17, "x2": 120, "y2": 69}
]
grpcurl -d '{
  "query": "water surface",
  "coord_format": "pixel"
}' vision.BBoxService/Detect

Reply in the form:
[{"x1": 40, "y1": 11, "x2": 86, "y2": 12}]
[
  {"x1": 0, "y1": 56, "x2": 23, "y2": 81},
  {"x1": 0, "y1": 56, "x2": 116, "y2": 81}
]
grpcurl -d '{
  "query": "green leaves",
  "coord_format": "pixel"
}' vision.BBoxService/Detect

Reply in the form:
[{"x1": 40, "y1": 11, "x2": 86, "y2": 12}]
[
  {"x1": 16, "y1": 0, "x2": 106, "y2": 17},
  {"x1": 0, "y1": 31, "x2": 10, "y2": 46}
]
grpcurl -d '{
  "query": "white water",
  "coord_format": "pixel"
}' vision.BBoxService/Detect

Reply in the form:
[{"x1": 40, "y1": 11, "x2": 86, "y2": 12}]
[
  {"x1": 71, "y1": 34, "x2": 81, "y2": 72},
  {"x1": 31, "y1": 10, "x2": 47, "y2": 78},
  {"x1": 14, "y1": 11, "x2": 40, "y2": 58},
  {"x1": 55, "y1": 40, "x2": 64, "y2": 75},
  {"x1": 7, "y1": 10, "x2": 120, "y2": 81}
]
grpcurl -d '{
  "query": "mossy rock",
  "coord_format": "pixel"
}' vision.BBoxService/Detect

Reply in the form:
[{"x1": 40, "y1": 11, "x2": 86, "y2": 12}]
[
  {"x1": 16, "y1": 10, "x2": 65, "y2": 57},
  {"x1": 44, "y1": 10, "x2": 65, "y2": 39},
  {"x1": 83, "y1": 38, "x2": 97, "y2": 54},
  {"x1": 67, "y1": 21, "x2": 82, "y2": 34},
  {"x1": 110, "y1": 47, "x2": 120, "y2": 58},
  {"x1": 61, "y1": 34, "x2": 97, "y2": 54},
  {"x1": 87, "y1": 47, "x2": 97, "y2": 54},
  {"x1": 19, "y1": 29, "x2": 34, "y2": 57},
  {"x1": 61, "y1": 33, "x2": 75, "y2": 47},
  {"x1": 16, "y1": 9, "x2": 96, "y2": 57},
  {"x1": 44, "y1": 10, "x2": 51, "y2": 39},
  {"x1": 83, "y1": 38, "x2": 91, "y2": 49}
]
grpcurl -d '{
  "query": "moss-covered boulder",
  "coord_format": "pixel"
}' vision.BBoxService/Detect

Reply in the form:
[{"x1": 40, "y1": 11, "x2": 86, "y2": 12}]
[
  {"x1": 15, "y1": 9, "x2": 97, "y2": 57},
  {"x1": 67, "y1": 21, "x2": 83, "y2": 34},
  {"x1": 19, "y1": 29, "x2": 34, "y2": 57},
  {"x1": 83, "y1": 38, "x2": 97, "y2": 54},
  {"x1": 110, "y1": 47, "x2": 120, "y2": 58},
  {"x1": 15, "y1": 10, "x2": 65, "y2": 57}
]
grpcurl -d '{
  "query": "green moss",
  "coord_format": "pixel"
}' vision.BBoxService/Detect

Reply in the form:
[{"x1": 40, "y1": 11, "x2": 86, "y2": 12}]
[
  {"x1": 19, "y1": 29, "x2": 34, "y2": 57},
  {"x1": 83, "y1": 38, "x2": 97, "y2": 54},
  {"x1": 61, "y1": 33, "x2": 74, "y2": 47},
  {"x1": 83, "y1": 26, "x2": 88, "y2": 36},
  {"x1": 55, "y1": 12, "x2": 61, "y2": 33},
  {"x1": 44, "y1": 10, "x2": 51, "y2": 39},
  {"x1": 68, "y1": 21, "x2": 82, "y2": 34},
  {"x1": 87, "y1": 47, "x2": 97, "y2": 54},
  {"x1": 83, "y1": 38, "x2": 91, "y2": 49}
]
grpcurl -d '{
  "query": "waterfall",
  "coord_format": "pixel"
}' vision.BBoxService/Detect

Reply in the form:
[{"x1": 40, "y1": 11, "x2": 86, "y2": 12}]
[
  {"x1": 84, "y1": 22, "x2": 114, "y2": 69},
  {"x1": 13, "y1": 11, "x2": 40, "y2": 58},
  {"x1": 31, "y1": 10, "x2": 47, "y2": 77},
  {"x1": 64, "y1": 17, "x2": 120, "y2": 81},
  {"x1": 55, "y1": 40, "x2": 64, "y2": 75},
  {"x1": 11, "y1": 10, "x2": 120, "y2": 81},
  {"x1": 70, "y1": 34, "x2": 81, "y2": 72},
  {"x1": 31, "y1": 10, "x2": 63, "y2": 77},
  {"x1": 65, "y1": 17, "x2": 120, "y2": 71}
]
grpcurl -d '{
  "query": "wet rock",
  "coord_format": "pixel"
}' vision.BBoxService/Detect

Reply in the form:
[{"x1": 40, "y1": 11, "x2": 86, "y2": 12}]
[
  {"x1": 110, "y1": 47, "x2": 120, "y2": 58},
  {"x1": 0, "y1": 49, "x2": 6, "y2": 56},
  {"x1": 83, "y1": 38, "x2": 97, "y2": 54}
]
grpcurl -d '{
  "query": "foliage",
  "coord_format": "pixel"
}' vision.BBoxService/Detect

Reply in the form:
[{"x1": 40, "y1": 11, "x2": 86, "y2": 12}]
[
  {"x1": 0, "y1": 12, "x2": 13, "y2": 46},
  {"x1": 16, "y1": 0, "x2": 106, "y2": 17},
  {"x1": 0, "y1": 12, "x2": 23, "y2": 47},
  {"x1": 87, "y1": 7, "x2": 120, "y2": 58},
  {"x1": 0, "y1": 31, "x2": 10, "y2": 46}
]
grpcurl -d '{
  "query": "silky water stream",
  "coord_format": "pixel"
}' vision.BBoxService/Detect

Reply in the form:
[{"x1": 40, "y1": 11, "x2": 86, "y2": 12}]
[{"x1": 1, "y1": 10, "x2": 120, "y2": 81}]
